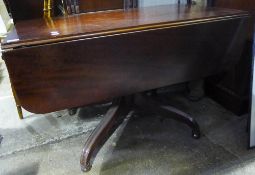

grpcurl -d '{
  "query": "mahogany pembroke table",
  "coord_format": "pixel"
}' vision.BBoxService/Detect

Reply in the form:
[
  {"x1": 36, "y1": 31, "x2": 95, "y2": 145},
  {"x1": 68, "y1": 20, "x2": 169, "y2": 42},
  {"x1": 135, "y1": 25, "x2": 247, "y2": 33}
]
[{"x1": 2, "y1": 4, "x2": 250, "y2": 172}]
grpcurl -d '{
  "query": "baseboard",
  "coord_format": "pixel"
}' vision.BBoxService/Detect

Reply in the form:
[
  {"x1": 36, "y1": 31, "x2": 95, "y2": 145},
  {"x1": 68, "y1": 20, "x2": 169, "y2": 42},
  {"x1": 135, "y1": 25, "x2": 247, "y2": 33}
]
[{"x1": 205, "y1": 82, "x2": 249, "y2": 116}]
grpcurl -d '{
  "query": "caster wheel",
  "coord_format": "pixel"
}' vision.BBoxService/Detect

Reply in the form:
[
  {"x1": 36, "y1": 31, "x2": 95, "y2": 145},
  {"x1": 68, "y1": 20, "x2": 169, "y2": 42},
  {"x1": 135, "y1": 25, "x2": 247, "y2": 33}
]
[{"x1": 81, "y1": 163, "x2": 92, "y2": 172}]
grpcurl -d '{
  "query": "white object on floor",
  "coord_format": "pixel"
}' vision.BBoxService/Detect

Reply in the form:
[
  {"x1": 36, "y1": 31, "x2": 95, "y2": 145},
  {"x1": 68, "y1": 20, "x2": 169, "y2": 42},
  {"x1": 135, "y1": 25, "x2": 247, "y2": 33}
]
[
  {"x1": 0, "y1": 0, "x2": 13, "y2": 37},
  {"x1": 139, "y1": 0, "x2": 177, "y2": 7}
]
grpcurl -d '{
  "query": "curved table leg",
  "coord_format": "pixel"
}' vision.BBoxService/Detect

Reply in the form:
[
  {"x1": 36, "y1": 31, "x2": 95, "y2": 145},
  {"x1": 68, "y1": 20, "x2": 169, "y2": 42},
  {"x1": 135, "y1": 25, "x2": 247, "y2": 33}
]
[
  {"x1": 12, "y1": 85, "x2": 24, "y2": 119},
  {"x1": 134, "y1": 94, "x2": 200, "y2": 139},
  {"x1": 80, "y1": 97, "x2": 131, "y2": 172}
]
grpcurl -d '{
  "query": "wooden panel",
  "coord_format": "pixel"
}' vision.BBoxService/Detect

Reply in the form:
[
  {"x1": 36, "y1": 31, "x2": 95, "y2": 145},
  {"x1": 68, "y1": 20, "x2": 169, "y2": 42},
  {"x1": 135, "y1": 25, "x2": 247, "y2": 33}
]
[
  {"x1": 3, "y1": 16, "x2": 249, "y2": 113},
  {"x1": 214, "y1": 0, "x2": 255, "y2": 38},
  {"x1": 214, "y1": 0, "x2": 255, "y2": 11},
  {"x1": 79, "y1": 0, "x2": 123, "y2": 12}
]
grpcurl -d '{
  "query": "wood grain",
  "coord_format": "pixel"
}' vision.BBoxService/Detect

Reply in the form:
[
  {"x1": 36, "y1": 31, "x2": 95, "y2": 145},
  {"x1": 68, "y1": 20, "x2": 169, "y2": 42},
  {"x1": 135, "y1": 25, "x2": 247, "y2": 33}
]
[
  {"x1": 3, "y1": 8, "x2": 249, "y2": 113},
  {"x1": 2, "y1": 5, "x2": 248, "y2": 49},
  {"x1": 214, "y1": 0, "x2": 255, "y2": 12},
  {"x1": 213, "y1": 0, "x2": 255, "y2": 38}
]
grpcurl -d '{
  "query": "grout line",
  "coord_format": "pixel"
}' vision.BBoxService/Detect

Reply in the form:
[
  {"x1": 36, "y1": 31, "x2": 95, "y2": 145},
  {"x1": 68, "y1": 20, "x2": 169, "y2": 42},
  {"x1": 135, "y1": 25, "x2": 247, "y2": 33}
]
[
  {"x1": 0, "y1": 127, "x2": 96, "y2": 159},
  {"x1": 204, "y1": 134, "x2": 241, "y2": 160}
]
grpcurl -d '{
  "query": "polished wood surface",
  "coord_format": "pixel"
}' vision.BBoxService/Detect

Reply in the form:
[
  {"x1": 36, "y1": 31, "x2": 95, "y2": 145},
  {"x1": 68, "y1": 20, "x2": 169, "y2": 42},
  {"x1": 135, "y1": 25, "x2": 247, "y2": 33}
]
[
  {"x1": 214, "y1": 0, "x2": 255, "y2": 38},
  {"x1": 80, "y1": 97, "x2": 131, "y2": 172},
  {"x1": 214, "y1": 0, "x2": 255, "y2": 12},
  {"x1": 3, "y1": 5, "x2": 249, "y2": 113},
  {"x1": 2, "y1": 5, "x2": 248, "y2": 49}
]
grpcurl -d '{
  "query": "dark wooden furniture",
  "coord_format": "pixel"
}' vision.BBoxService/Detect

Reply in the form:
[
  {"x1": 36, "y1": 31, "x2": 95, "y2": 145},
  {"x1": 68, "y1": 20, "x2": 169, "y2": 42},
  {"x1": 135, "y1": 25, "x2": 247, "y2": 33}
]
[
  {"x1": 2, "y1": 5, "x2": 249, "y2": 171},
  {"x1": 79, "y1": 0, "x2": 124, "y2": 13},
  {"x1": 205, "y1": 0, "x2": 255, "y2": 115},
  {"x1": 5, "y1": 0, "x2": 125, "y2": 22},
  {"x1": 206, "y1": 0, "x2": 255, "y2": 148},
  {"x1": 4, "y1": 0, "x2": 135, "y2": 119}
]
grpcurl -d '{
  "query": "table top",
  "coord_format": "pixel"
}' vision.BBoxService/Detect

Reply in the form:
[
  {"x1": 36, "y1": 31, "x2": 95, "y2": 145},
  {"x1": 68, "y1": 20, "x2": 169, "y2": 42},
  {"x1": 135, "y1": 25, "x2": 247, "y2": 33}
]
[{"x1": 2, "y1": 4, "x2": 248, "y2": 49}]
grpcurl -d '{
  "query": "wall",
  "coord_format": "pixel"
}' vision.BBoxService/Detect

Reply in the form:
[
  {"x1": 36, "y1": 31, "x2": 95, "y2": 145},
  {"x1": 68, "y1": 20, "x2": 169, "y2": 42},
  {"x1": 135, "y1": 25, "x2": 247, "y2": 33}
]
[
  {"x1": 139, "y1": 0, "x2": 178, "y2": 7},
  {"x1": 139, "y1": 0, "x2": 205, "y2": 7}
]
